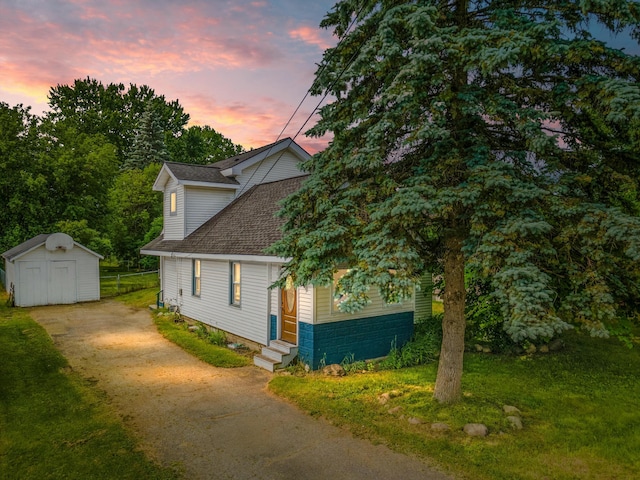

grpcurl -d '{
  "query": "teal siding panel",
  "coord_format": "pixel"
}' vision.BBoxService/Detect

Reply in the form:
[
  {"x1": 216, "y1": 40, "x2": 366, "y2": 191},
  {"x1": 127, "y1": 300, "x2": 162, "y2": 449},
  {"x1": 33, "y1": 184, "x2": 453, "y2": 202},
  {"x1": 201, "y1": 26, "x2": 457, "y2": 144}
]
[
  {"x1": 270, "y1": 314, "x2": 277, "y2": 341},
  {"x1": 297, "y1": 312, "x2": 414, "y2": 369}
]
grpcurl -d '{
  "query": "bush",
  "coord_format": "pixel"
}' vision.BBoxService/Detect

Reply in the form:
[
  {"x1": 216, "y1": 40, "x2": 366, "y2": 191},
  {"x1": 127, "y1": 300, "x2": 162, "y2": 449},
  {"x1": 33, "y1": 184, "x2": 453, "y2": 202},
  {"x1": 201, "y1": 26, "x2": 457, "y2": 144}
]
[{"x1": 380, "y1": 315, "x2": 443, "y2": 369}]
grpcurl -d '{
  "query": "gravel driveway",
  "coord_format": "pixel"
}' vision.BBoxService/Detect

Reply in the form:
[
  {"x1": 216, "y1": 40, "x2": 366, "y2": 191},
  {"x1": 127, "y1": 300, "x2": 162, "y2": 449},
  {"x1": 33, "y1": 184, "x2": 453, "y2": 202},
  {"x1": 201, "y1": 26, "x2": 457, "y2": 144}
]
[{"x1": 29, "y1": 300, "x2": 450, "y2": 480}]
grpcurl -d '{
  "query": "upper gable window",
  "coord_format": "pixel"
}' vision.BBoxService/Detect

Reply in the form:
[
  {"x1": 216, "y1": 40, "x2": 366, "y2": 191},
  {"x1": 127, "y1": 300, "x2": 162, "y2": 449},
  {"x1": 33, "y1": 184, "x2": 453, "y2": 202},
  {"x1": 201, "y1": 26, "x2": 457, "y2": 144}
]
[{"x1": 169, "y1": 191, "x2": 177, "y2": 216}]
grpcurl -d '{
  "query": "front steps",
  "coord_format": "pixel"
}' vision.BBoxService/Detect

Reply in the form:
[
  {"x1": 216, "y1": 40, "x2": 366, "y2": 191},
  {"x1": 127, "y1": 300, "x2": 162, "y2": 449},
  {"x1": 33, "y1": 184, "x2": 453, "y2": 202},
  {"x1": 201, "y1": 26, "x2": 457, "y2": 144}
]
[{"x1": 253, "y1": 340, "x2": 298, "y2": 372}]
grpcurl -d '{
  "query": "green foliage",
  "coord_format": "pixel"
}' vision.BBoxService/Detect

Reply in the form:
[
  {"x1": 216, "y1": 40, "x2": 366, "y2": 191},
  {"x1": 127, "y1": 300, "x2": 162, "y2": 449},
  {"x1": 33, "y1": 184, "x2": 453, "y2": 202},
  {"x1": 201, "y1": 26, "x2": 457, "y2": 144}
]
[
  {"x1": 381, "y1": 317, "x2": 443, "y2": 369},
  {"x1": 166, "y1": 125, "x2": 244, "y2": 164},
  {"x1": 0, "y1": 297, "x2": 178, "y2": 479},
  {"x1": 107, "y1": 164, "x2": 163, "y2": 263},
  {"x1": 153, "y1": 314, "x2": 250, "y2": 368},
  {"x1": 272, "y1": 0, "x2": 640, "y2": 345},
  {"x1": 123, "y1": 102, "x2": 170, "y2": 170},
  {"x1": 47, "y1": 77, "x2": 189, "y2": 166}
]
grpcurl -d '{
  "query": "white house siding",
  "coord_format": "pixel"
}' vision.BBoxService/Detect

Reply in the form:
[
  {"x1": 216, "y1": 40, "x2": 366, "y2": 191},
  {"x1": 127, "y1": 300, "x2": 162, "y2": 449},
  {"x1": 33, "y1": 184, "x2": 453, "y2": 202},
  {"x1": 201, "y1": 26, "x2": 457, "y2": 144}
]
[
  {"x1": 235, "y1": 152, "x2": 302, "y2": 194},
  {"x1": 9, "y1": 245, "x2": 100, "y2": 307},
  {"x1": 4, "y1": 261, "x2": 14, "y2": 293},
  {"x1": 161, "y1": 256, "x2": 179, "y2": 305},
  {"x1": 298, "y1": 285, "x2": 314, "y2": 324},
  {"x1": 414, "y1": 274, "x2": 433, "y2": 320},
  {"x1": 163, "y1": 179, "x2": 185, "y2": 240},
  {"x1": 169, "y1": 258, "x2": 269, "y2": 345},
  {"x1": 185, "y1": 186, "x2": 236, "y2": 236},
  {"x1": 314, "y1": 284, "x2": 414, "y2": 325}
]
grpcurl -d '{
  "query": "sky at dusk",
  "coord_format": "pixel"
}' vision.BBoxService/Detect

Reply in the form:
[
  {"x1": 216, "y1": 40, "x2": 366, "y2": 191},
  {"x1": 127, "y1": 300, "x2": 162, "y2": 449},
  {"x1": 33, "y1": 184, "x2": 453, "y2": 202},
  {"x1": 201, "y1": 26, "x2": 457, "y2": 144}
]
[
  {"x1": 0, "y1": 0, "x2": 338, "y2": 153},
  {"x1": 2, "y1": 2, "x2": 639, "y2": 154}
]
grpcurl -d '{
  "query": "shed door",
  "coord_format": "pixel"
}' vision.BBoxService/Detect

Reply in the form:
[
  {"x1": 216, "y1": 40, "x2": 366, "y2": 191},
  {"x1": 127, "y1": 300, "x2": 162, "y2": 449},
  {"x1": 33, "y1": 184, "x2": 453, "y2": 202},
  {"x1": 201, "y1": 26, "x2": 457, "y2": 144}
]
[
  {"x1": 17, "y1": 261, "x2": 48, "y2": 307},
  {"x1": 48, "y1": 261, "x2": 77, "y2": 305},
  {"x1": 281, "y1": 285, "x2": 297, "y2": 344}
]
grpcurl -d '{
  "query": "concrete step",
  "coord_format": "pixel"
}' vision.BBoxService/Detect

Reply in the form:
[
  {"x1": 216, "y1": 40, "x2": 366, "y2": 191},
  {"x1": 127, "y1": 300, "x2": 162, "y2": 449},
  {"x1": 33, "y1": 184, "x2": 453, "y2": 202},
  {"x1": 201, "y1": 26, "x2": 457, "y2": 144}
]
[
  {"x1": 269, "y1": 339, "x2": 296, "y2": 354},
  {"x1": 253, "y1": 354, "x2": 279, "y2": 372},
  {"x1": 261, "y1": 346, "x2": 285, "y2": 362}
]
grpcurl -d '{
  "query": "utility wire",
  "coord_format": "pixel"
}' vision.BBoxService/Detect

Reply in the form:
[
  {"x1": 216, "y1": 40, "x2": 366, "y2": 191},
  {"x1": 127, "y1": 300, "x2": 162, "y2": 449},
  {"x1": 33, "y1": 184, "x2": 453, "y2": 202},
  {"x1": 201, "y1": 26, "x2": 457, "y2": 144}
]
[{"x1": 236, "y1": 5, "x2": 367, "y2": 197}]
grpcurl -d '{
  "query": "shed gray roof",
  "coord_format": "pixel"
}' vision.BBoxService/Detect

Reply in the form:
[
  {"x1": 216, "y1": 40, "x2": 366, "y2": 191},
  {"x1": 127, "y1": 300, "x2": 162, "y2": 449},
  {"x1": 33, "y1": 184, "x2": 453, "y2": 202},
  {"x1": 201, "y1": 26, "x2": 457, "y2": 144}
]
[
  {"x1": 164, "y1": 162, "x2": 239, "y2": 185},
  {"x1": 2, "y1": 233, "x2": 103, "y2": 261},
  {"x1": 141, "y1": 175, "x2": 308, "y2": 256},
  {"x1": 208, "y1": 138, "x2": 293, "y2": 171},
  {"x1": 2, "y1": 234, "x2": 51, "y2": 261}
]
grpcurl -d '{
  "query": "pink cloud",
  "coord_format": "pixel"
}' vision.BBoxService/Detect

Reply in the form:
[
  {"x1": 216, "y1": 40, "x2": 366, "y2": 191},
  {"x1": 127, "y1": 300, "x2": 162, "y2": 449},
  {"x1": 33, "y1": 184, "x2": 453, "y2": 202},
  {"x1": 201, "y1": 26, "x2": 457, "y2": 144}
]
[{"x1": 289, "y1": 25, "x2": 333, "y2": 50}]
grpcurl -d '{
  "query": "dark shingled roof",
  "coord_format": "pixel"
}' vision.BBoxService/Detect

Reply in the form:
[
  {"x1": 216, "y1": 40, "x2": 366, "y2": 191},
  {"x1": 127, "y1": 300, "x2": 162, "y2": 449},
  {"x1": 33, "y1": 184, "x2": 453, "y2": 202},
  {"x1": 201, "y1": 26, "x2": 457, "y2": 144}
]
[
  {"x1": 164, "y1": 162, "x2": 239, "y2": 185},
  {"x1": 208, "y1": 138, "x2": 292, "y2": 171},
  {"x1": 2, "y1": 234, "x2": 51, "y2": 261},
  {"x1": 141, "y1": 175, "x2": 308, "y2": 256}
]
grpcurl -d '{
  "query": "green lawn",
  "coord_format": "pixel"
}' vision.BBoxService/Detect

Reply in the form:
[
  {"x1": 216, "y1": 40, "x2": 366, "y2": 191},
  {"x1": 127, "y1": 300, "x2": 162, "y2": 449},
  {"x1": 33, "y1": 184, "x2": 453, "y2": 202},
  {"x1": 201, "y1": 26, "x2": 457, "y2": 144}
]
[
  {"x1": 270, "y1": 330, "x2": 640, "y2": 480},
  {"x1": 100, "y1": 268, "x2": 160, "y2": 298},
  {"x1": 0, "y1": 294, "x2": 179, "y2": 480}
]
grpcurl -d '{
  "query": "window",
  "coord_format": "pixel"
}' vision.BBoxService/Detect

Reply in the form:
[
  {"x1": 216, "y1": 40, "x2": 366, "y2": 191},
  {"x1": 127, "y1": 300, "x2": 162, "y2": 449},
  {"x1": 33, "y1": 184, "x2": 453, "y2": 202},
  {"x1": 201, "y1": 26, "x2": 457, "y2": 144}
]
[
  {"x1": 230, "y1": 262, "x2": 241, "y2": 306},
  {"x1": 169, "y1": 191, "x2": 177, "y2": 216},
  {"x1": 192, "y1": 259, "x2": 201, "y2": 296}
]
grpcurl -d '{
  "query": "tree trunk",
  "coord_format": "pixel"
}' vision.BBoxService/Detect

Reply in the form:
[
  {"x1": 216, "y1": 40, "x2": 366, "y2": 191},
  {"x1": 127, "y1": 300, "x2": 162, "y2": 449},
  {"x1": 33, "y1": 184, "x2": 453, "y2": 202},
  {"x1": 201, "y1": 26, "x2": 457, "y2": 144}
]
[{"x1": 433, "y1": 234, "x2": 466, "y2": 403}]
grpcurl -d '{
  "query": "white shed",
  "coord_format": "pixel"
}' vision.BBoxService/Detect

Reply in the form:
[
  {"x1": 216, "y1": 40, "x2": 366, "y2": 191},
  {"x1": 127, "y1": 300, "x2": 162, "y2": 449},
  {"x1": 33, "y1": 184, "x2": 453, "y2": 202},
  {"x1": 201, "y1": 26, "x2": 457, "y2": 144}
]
[{"x1": 2, "y1": 233, "x2": 103, "y2": 307}]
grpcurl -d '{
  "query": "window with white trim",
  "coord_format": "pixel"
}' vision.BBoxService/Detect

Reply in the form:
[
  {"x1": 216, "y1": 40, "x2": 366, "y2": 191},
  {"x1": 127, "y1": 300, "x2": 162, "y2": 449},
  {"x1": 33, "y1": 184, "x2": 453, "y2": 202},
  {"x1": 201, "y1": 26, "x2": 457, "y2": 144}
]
[
  {"x1": 192, "y1": 259, "x2": 201, "y2": 296},
  {"x1": 230, "y1": 262, "x2": 241, "y2": 306},
  {"x1": 170, "y1": 191, "x2": 177, "y2": 215}
]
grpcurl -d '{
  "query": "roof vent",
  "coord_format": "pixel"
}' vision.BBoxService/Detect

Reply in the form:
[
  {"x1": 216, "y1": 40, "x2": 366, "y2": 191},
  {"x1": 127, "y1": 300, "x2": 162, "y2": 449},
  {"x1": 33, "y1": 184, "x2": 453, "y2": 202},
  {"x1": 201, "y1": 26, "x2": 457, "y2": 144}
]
[{"x1": 45, "y1": 233, "x2": 75, "y2": 252}]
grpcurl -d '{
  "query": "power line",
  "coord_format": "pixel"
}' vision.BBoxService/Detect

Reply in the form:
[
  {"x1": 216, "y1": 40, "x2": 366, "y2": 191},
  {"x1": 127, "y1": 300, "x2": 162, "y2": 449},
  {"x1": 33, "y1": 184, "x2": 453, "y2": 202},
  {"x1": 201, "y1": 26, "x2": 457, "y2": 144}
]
[{"x1": 236, "y1": 5, "x2": 367, "y2": 197}]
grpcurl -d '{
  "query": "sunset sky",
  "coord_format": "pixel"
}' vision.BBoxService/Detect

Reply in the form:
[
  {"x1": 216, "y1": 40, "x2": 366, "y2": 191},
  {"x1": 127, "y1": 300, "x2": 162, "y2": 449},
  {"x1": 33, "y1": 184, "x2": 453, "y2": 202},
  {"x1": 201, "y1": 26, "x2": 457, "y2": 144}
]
[{"x1": 0, "y1": 0, "x2": 337, "y2": 153}]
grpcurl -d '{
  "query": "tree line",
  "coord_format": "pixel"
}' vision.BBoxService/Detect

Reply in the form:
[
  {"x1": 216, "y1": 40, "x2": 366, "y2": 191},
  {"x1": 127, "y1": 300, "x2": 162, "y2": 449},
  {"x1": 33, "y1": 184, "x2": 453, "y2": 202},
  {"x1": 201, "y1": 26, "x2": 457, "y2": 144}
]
[{"x1": 1, "y1": 77, "x2": 243, "y2": 267}]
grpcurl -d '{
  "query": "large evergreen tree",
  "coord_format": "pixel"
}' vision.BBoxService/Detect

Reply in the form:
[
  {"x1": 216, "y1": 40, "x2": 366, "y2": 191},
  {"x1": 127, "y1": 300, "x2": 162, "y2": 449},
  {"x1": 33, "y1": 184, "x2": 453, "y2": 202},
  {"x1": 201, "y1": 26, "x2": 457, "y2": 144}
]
[
  {"x1": 123, "y1": 102, "x2": 171, "y2": 170},
  {"x1": 271, "y1": 0, "x2": 640, "y2": 403}
]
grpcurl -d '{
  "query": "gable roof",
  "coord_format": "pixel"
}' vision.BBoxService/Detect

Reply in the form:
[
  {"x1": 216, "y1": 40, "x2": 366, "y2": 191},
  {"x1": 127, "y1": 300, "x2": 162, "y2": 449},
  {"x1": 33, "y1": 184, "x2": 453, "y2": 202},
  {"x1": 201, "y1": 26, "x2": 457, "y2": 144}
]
[
  {"x1": 163, "y1": 162, "x2": 239, "y2": 185},
  {"x1": 209, "y1": 138, "x2": 311, "y2": 176},
  {"x1": 2, "y1": 233, "x2": 104, "y2": 262},
  {"x1": 153, "y1": 162, "x2": 240, "y2": 191},
  {"x1": 141, "y1": 175, "x2": 308, "y2": 257}
]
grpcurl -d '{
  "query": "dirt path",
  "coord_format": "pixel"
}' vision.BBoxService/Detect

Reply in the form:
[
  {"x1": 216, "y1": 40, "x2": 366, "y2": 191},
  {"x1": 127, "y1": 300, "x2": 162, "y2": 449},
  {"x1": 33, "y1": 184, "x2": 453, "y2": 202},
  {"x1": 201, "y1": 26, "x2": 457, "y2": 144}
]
[{"x1": 29, "y1": 300, "x2": 451, "y2": 480}]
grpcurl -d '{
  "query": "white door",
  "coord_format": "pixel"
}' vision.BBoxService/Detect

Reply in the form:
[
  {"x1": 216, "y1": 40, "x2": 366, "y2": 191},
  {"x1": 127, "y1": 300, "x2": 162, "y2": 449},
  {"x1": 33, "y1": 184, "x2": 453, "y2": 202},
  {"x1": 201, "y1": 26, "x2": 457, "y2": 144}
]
[
  {"x1": 17, "y1": 261, "x2": 48, "y2": 307},
  {"x1": 48, "y1": 261, "x2": 77, "y2": 305}
]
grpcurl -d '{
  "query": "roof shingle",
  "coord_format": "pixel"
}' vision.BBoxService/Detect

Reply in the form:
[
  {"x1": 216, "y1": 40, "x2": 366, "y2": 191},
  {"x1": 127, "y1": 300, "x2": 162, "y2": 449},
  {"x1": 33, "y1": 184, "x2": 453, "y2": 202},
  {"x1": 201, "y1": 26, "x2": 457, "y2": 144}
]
[{"x1": 141, "y1": 175, "x2": 307, "y2": 256}]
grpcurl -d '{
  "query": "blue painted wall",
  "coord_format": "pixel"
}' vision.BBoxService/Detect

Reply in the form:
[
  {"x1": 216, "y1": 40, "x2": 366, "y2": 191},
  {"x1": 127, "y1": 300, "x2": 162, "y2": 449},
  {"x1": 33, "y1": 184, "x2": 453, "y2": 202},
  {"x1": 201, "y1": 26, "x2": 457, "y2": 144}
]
[
  {"x1": 270, "y1": 314, "x2": 277, "y2": 341},
  {"x1": 298, "y1": 312, "x2": 414, "y2": 369}
]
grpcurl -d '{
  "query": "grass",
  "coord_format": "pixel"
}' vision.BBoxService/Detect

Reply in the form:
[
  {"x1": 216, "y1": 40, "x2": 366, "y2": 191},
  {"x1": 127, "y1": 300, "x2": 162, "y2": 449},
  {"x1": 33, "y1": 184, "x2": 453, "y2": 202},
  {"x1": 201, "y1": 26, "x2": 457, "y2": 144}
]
[
  {"x1": 270, "y1": 330, "x2": 640, "y2": 480},
  {"x1": 100, "y1": 267, "x2": 160, "y2": 298},
  {"x1": 153, "y1": 314, "x2": 251, "y2": 368},
  {"x1": 0, "y1": 294, "x2": 179, "y2": 480},
  {"x1": 114, "y1": 287, "x2": 251, "y2": 368}
]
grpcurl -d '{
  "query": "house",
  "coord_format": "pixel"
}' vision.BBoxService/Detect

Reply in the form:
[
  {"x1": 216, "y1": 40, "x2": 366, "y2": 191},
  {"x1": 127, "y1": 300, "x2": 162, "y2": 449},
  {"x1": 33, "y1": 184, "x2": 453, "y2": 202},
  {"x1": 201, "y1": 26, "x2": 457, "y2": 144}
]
[
  {"x1": 2, "y1": 232, "x2": 103, "y2": 307},
  {"x1": 141, "y1": 138, "x2": 431, "y2": 371}
]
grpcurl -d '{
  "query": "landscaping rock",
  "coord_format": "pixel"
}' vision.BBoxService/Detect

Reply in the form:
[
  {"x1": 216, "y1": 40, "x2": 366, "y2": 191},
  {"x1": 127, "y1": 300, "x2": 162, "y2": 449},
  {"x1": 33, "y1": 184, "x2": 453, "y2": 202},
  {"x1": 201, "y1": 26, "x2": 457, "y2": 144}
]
[
  {"x1": 431, "y1": 423, "x2": 450, "y2": 432},
  {"x1": 408, "y1": 417, "x2": 423, "y2": 425},
  {"x1": 388, "y1": 406, "x2": 403, "y2": 415},
  {"x1": 482, "y1": 346, "x2": 492, "y2": 353},
  {"x1": 507, "y1": 416, "x2": 523, "y2": 430},
  {"x1": 525, "y1": 344, "x2": 537, "y2": 354},
  {"x1": 539, "y1": 345, "x2": 549, "y2": 353},
  {"x1": 503, "y1": 405, "x2": 521, "y2": 415},
  {"x1": 322, "y1": 364, "x2": 346, "y2": 377},
  {"x1": 188, "y1": 325, "x2": 199, "y2": 332},
  {"x1": 475, "y1": 344, "x2": 484, "y2": 352},
  {"x1": 463, "y1": 423, "x2": 488, "y2": 437},
  {"x1": 378, "y1": 393, "x2": 391, "y2": 405},
  {"x1": 549, "y1": 338, "x2": 564, "y2": 351}
]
